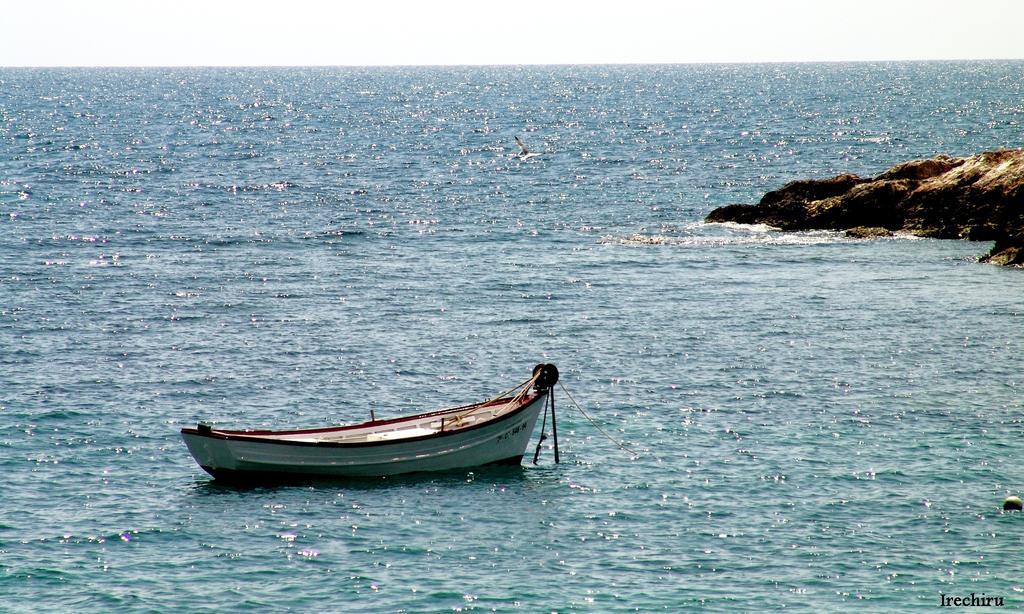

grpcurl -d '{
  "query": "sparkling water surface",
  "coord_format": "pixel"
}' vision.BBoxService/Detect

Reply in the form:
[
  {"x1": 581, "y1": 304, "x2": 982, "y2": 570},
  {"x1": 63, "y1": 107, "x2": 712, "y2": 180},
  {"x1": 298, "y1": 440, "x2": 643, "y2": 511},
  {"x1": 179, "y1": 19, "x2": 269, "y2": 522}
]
[{"x1": 2, "y1": 63, "x2": 1023, "y2": 611}]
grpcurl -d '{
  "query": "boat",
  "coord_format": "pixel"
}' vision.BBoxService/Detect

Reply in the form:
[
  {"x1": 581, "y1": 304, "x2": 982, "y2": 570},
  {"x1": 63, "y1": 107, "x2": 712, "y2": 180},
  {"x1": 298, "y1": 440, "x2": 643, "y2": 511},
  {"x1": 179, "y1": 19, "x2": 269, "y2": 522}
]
[{"x1": 181, "y1": 364, "x2": 560, "y2": 481}]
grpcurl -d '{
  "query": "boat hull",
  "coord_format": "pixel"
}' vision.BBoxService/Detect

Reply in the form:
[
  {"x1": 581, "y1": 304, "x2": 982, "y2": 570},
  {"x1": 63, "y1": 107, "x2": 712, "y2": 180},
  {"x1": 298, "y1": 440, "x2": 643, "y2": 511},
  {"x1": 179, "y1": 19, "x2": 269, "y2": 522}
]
[{"x1": 181, "y1": 390, "x2": 547, "y2": 479}]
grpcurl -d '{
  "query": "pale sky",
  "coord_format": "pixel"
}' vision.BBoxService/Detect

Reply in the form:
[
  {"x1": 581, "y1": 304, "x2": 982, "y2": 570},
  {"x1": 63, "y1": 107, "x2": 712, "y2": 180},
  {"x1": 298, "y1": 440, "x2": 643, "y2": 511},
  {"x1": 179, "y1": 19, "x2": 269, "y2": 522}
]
[{"x1": 3, "y1": 1, "x2": 1023, "y2": 67}]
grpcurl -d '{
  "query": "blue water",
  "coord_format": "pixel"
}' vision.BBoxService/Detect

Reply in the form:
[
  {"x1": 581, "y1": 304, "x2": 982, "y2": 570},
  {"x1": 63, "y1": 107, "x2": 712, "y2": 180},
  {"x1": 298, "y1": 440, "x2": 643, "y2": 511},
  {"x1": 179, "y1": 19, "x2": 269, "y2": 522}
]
[{"x1": 2, "y1": 63, "x2": 1023, "y2": 611}]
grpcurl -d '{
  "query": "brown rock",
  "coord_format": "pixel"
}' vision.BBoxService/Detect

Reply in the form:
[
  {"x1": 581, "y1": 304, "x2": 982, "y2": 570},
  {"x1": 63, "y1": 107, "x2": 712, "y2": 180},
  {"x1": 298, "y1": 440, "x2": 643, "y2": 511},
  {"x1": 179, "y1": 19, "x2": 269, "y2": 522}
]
[
  {"x1": 979, "y1": 233, "x2": 1024, "y2": 267},
  {"x1": 845, "y1": 226, "x2": 894, "y2": 239},
  {"x1": 706, "y1": 149, "x2": 1024, "y2": 266},
  {"x1": 874, "y1": 155, "x2": 963, "y2": 181}
]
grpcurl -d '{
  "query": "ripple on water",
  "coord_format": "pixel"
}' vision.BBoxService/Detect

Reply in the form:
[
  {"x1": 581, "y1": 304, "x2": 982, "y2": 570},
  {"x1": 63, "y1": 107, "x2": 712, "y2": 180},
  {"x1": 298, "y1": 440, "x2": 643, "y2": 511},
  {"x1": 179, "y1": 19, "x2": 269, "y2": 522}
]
[{"x1": 1, "y1": 63, "x2": 1024, "y2": 611}]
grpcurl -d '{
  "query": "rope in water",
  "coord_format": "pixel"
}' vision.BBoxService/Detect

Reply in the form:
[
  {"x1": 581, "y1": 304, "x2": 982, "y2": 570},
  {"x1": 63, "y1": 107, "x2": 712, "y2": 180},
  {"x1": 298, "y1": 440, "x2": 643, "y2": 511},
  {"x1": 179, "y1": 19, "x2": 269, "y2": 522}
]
[
  {"x1": 531, "y1": 391, "x2": 550, "y2": 464},
  {"x1": 558, "y1": 381, "x2": 640, "y2": 459}
]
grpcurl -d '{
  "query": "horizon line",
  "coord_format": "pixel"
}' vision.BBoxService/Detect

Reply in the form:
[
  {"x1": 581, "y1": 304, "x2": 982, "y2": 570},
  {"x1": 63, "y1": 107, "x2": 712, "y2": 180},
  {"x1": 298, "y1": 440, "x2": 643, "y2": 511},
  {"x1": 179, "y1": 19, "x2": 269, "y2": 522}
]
[{"x1": 3, "y1": 57, "x2": 1024, "y2": 70}]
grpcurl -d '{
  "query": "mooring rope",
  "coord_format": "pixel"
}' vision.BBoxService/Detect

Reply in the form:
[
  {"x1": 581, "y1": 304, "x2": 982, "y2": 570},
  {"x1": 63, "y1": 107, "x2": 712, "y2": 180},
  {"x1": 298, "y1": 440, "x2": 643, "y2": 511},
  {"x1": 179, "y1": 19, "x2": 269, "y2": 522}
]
[
  {"x1": 558, "y1": 381, "x2": 640, "y2": 459},
  {"x1": 446, "y1": 372, "x2": 540, "y2": 426},
  {"x1": 531, "y1": 392, "x2": 550, "y2": 464}
]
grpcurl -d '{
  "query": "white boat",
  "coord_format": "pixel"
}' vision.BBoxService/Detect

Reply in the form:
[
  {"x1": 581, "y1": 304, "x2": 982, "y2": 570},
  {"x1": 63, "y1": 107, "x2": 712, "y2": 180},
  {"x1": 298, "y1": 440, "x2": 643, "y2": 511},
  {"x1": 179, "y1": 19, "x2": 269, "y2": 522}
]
[{"x1": 181, "y1": 364, "x2": 560, "y2": 480}]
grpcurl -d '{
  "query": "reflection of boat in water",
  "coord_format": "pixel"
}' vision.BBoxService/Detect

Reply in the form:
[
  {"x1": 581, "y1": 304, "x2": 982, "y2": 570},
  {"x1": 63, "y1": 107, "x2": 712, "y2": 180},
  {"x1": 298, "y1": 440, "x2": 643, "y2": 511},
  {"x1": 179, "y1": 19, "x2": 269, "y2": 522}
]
[
  {"x1": 181, "y1": 364, "x2": 560, "y2": 481},
  {"x1": 514, "y1": 135, "x2": 541, "y2": 160}
]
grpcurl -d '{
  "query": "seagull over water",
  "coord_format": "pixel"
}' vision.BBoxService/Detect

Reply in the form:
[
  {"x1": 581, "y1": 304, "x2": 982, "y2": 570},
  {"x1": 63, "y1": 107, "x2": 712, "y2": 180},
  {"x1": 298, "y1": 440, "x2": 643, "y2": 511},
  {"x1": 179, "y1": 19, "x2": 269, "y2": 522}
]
[{"x1": 514, "y1": 135, "x2": 541, "y2": 160}]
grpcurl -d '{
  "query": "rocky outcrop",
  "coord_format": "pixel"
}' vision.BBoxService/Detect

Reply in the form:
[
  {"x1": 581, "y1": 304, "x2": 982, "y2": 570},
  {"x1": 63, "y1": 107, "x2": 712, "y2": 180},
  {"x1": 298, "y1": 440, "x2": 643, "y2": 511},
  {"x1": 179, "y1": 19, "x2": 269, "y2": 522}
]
[
  {"x1": 845, "y1": 226, "x2": 894, "y2": 239},
  {"x1": 706, "y1": 149, "x2": 1024, "y2": 266}
]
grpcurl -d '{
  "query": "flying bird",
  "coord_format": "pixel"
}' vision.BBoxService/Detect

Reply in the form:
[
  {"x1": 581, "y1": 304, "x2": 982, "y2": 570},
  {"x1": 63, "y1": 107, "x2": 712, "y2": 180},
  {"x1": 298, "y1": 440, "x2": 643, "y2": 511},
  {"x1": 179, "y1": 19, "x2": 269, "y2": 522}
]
[{"x1": 513, "y1": 135, "x2": 540, "y2": 160}]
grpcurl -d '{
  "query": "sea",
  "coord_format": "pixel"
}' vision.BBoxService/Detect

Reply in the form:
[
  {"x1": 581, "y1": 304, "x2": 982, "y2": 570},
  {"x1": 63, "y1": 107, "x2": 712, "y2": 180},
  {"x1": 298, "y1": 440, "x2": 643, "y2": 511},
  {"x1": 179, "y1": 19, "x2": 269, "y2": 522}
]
[{"x1": 1, "y1": 62, "x2": 1023, "y2": 612}]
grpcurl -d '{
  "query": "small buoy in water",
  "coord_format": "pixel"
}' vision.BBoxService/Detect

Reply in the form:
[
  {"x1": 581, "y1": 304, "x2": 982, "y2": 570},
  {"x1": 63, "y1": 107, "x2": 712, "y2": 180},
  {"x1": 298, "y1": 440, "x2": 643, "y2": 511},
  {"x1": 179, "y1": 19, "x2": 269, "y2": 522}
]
[{"x1": 1003, "y1": 496, "x2": 1022, "y2": 511}]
